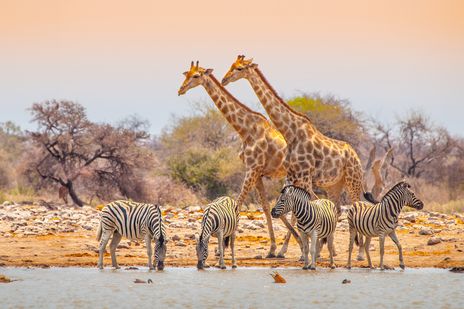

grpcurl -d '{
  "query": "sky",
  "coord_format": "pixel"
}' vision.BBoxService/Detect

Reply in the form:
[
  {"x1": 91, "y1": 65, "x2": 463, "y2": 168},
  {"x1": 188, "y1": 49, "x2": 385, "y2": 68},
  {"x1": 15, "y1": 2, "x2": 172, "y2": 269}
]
[{"x1": 1, "y1": 0, "x2": 463, "y2": 135}]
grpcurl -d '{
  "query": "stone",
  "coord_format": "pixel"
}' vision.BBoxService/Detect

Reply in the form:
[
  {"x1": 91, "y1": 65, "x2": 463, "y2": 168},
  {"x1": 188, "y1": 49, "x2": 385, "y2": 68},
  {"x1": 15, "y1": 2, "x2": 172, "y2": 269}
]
[
  {"x1": 172, "y1": 235, "x2": 181, "y2": 241},
  {"x1": 175, "y1": 241, "x2": 187, "y2": 247},
  {"x1": 403, "y1": 213, "x2": 417, "y2": 223},
  {"x1": 427, "y1": 237, "x2": 442, "y2": 246},
  {"x1": 419, "y1": 227, "x2": 433, "y2": 235},
  {"x1": 184, "y1": 234, "x2": 195, "y2": 240}
]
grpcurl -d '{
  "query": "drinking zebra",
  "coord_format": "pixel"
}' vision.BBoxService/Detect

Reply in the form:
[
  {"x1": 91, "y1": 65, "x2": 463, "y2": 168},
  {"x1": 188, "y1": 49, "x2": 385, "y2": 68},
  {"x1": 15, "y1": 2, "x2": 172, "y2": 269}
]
[
  {"x1": 96, "y1": 200, "x2": 167, "y2": 270},
  {"x1": 196, "y1": 196, "x2": 240, "y2": 270},
  {"x1": 271, "y1": 185, "x2": 337, "y2": 270},
  {"x1": 347, "y1": 181, "x2": 424, "y2": 270}
]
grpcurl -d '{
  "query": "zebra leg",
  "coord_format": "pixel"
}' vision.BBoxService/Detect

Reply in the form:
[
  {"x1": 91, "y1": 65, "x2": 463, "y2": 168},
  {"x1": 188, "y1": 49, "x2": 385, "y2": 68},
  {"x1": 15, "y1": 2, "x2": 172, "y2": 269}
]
[
  {"x1": 364, "y1": 236, "x2": 373, "y2": 269},
  {"x1": 389, "y1": 231, "x2": 404, "y2": 269},
  {"x1": 255, "y1": 177, "x2": 277, "y2": 258},
  {"x1": 109, "y1": 231, "x2": 122, "y2": 269},
  {"x1": 347, "y1": 228, "x2": 356, "y2": 269},
  {"x1": 98, "y1": 230, "x2": 113, "y2": 269},
  {"x1": 379, "y1": 234, "x2": 386, "y2": 270},
  {"x1": 145, "y1": 235, "x2": 154, "y2": 270},
  {"x1": 327, "y1": 234, "x2": 336, "y2": 269},
  {"x1": 309, "y1": 231, "x2": 318, "y2": 270},
  {"x1": 356, "y1": 234, "x2": 365, "y2": 261},
  {"x1": 231, "y1": 232, "x2": 237, "y2": 269},
  {"x1": 300, "y1": 231, "x2": 310, "y2": 270},
  {"x1": 216, "y1": 231, "x2": 226, "y2": 269}
]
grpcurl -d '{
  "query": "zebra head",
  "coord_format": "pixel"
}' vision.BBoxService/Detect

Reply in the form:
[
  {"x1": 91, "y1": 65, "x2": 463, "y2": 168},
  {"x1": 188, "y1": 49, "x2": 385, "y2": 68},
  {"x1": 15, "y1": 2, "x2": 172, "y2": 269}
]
[
  {"x1": 271, "y1": 186, "x2": 296, "y2": 218},
  {"x1": 399, "y1": 182, "x2": 424, "y2": 210},
  {"x1": 195, "y1": 234, "x2": 209, "y2": 270},
  {"x1": 154, "y1": 235, "x2": 167, "y2": 270}
]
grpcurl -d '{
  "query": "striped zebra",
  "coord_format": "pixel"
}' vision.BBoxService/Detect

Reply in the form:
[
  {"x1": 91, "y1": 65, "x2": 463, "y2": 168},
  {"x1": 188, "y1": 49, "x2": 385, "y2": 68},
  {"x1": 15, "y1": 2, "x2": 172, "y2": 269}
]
[
  {"x1": 347, "y1": 181, "x2": 424, "y2": 270},
  {"x1": 196, "y1": 196, "x2": 240, "y2": 270},
  {"x1": 271, "y1": 185, "x2": 338, "y2": 270},
  {"x1": 96, "y1": 200, "x2": 167, "y2": 270}
]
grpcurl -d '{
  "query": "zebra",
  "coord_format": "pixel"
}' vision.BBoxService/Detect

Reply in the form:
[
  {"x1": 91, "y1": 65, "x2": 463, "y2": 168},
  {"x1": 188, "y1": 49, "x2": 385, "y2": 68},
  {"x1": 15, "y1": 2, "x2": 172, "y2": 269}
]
[
  {"x1": 346, "y1": 181, "x2": 424, "y2": 270},
  {"x1": 271, "y1": 185, "x2": 337, "y2": 270},
  {"x1": 196, "y1": 196, "x2": 240, "y2": 270},
  {"x1": 96, "y1": 200, "x2": 167, "y2": 270}
]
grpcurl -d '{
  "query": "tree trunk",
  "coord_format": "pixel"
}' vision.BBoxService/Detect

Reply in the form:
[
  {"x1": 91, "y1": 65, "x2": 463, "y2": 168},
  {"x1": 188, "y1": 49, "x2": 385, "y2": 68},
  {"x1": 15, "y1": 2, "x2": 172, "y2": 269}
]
[{"x1": 67, "y1": 181, "x2": 84, "y2": 207}]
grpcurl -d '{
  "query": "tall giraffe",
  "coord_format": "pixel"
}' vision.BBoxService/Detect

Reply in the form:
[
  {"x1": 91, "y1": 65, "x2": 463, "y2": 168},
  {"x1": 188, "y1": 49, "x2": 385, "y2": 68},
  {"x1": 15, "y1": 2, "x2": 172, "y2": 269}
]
[
  {"x1": 178, "y1": 61, "x2": 302, "y2": 258},
  {"x1": 222, "y1": 55, "x2": 370, "y2": 260}
]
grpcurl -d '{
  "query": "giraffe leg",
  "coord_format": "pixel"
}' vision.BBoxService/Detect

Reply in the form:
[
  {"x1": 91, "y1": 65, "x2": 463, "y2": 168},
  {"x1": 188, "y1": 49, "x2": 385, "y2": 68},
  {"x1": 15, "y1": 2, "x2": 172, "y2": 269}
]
[
  {"x1": 276, "y1": 213, "x2": 304, "y2": 259},
  {"x1": 326, "y1": 182, "x2": 344, "y2": 257},
  {"x1": 255, "y1": 177, "x2": 277, "y2": 258}
]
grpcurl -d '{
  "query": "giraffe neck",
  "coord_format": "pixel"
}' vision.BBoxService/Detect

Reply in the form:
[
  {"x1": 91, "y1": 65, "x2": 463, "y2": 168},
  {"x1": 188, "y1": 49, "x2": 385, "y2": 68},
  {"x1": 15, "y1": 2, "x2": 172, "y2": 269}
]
[
  {"x1": 202, "y1": 74, "x2": 262, "y2": 138},
  {"x1": 247, "y1": 67, "x2": 317, "y2": 142}
]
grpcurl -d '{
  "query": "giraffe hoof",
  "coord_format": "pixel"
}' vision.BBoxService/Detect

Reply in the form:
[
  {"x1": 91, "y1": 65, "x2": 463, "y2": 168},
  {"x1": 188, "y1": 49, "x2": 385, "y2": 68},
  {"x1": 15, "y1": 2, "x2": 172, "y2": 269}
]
[
  {"x1": 298, "y1": 256, "x2": 305, "y2": 262},
  {"x1": 302, "y1": 266, "x2": 309, "y2": 270},
  {"x1": 276, "y1": 254, "x2": 285, "y2": 259},
  {"x1": 356, "y1": 256, "x2": 365, "y2": 261},
  {"x1": 310, "y1": 266, "x2": 316, "y2": 270},
  {"x1": 266, "y1": 253, "x2": 277, "y2": 259},
  {"x1": 232, "y1": 265, "x2": 237, "y2": 269}
]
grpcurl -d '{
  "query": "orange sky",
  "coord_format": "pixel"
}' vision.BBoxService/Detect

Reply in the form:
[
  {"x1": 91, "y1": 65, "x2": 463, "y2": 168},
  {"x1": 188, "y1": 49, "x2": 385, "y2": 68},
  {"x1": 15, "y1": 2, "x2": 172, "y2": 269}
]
[{"x1": 1, "y1": 0, "x2": 463, "y2": 133}]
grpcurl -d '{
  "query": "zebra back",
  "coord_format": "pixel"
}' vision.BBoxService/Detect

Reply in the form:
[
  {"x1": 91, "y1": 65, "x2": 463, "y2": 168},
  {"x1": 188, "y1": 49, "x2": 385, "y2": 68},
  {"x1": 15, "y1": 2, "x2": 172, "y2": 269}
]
[{"x1": 200, "y1": 196, "x2": 239, "y2": 240}]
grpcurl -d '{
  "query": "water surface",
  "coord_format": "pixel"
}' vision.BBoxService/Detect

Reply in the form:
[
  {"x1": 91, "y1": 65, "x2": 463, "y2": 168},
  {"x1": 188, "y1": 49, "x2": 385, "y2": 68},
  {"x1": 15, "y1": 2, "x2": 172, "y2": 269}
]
[{"x1": 1, "y1": 267, "x2": 462, "y2": 308}]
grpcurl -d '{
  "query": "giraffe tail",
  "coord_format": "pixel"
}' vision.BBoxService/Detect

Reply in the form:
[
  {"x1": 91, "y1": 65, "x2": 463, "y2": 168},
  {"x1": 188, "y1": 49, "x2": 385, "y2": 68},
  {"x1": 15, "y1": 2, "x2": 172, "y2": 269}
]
[{"x1": 363, "y1": 191, "x2": 379, "y2": 204}]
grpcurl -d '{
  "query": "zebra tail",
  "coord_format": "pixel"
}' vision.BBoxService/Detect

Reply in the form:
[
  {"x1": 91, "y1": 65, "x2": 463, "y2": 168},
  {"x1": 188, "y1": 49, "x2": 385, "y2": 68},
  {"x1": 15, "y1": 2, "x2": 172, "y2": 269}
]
[
  {"x1": 224, "y1": 236, "x2": 230, "y2": 249},
  {"x1": 320, "y1": 238, "x2": 327, "y2": 246},
  {"x1": 354, "y1": 233, "x2": 359, "y2": 247},
  {"x1": 96, "y1": 222, "x2": 102, "y2": 241}
]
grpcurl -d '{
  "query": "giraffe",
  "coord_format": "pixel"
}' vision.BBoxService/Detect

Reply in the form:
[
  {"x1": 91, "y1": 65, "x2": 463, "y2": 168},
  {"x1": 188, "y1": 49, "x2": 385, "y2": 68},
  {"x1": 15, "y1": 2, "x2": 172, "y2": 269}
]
[
  {"x1": 222, "y1": 55, "x2": 371, "y2": 260},
  {"x1": 178, "y1": 61, "x2": 303, "y2": 258}
]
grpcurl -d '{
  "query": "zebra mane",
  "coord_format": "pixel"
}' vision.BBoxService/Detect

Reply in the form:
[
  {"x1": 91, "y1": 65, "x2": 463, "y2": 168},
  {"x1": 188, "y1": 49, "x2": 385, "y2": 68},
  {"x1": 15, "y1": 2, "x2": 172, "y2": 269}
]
[
  {"x1": 157, "y1": 204, "x2": 164, "y2": 244},
  {"x1": 380, "y1": 181, "x2": 409, "y2": 203},
  {"x1": 282, "y1": 185, "x2": 311, "y2": 198}
]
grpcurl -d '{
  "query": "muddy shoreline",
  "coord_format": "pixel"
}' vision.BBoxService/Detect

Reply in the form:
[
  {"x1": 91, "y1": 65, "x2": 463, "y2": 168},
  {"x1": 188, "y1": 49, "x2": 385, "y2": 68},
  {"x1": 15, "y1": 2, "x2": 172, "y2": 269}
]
[{"x1": 1, "y1": 202, "x2": 463, "y2": 269}]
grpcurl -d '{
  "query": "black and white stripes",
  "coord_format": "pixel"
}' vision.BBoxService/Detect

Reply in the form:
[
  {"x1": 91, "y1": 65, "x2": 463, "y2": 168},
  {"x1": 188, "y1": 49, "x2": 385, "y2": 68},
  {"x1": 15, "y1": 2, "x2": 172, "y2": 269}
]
[
  {"x1": 97, "y1": 200, "x2": 167, "y2": 270},
  {"x1": 347, "y1": 181, "x2": 424, "y2": 269},
  {"x1": 196, "y1": 196, "x2": 240, "y2": 269},
  {"x1": 271, "y1": 185, "x2": 338, "y2": 270}
]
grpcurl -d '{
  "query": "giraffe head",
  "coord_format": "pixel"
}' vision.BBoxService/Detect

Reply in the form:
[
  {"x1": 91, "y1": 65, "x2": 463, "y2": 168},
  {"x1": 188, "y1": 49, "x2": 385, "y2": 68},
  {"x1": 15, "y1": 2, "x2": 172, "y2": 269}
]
[
  {"x1": 221, "y1": 55, "x2": 255, "y2": 86},
  {"x1": 178, "y1": 61, "x2": 213, "y2": 96}
]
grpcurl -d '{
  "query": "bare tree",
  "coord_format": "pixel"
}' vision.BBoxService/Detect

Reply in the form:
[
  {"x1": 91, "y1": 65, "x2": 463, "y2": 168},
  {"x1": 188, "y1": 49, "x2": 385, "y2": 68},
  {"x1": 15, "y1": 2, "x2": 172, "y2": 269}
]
[
  {"x1": 29, "y1": 100, "x2": 152, "y2": 206},
  {"x1": 373, "y1": 110, "x2": 454, "y2": 178}
]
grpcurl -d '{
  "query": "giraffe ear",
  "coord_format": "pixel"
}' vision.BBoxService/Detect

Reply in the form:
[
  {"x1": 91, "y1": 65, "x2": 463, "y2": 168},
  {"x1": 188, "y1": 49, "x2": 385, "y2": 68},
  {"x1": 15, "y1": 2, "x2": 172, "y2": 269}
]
[
  {"x1": 183, "y1": 71, "x2": 188, "y2": 76},
  {"x1": 204, "y1": 68, "x2": 213, "y2": 75}
]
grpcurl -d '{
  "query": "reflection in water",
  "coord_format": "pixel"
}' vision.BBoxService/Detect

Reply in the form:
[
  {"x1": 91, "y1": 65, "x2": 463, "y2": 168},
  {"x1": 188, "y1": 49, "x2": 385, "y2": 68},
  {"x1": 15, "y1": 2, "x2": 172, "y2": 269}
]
[{"x1": 1, "y1": 268, "x2": 463, "y2": 308}]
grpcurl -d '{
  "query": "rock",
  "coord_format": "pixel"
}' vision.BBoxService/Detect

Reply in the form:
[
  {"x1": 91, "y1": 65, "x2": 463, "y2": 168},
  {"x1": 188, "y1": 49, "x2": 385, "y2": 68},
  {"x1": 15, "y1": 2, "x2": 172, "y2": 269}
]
[
  {"x1": 254, "y1": 255, "x2": 263, "y2": 259},
  {"x1": 449, "y1": 267, "x2": 464, "y2": 273},
  {"x1": 175, "y1": 241, "x2": 187, "y2": 247},
  {"x1": 403, "y1": 213, "x2": 417, "y2": 223},
  {"x1": 252, "y1": 221, "x2": 265, "y2": 228},
  {"x1": 184, "y1": 234, "x2": 195, "y2": 240},
  {"x1": 125, "y1": 266, "x2": 139, "y2": 270},
  {"x1": 0, "y1": 274, "x2": 12, "y2": 283},
  {"x1": 171, "y1": 235, "x2": 181, "y2": 241},
  {"x1": 419, "y1": 227, "x2": 433, "y2": 235},
  {"x1": 342, "y1": 279, "x2": 351, "y2": 284},
  {"x1": 134, "y1": 279, "x2": 147, "y2": 283},
  {"x1": 2, "y1": 201, "x2": 14, "y2": 206},
  {"x1": 427, "y1": 237, "x2": 442, "y2": 246}
]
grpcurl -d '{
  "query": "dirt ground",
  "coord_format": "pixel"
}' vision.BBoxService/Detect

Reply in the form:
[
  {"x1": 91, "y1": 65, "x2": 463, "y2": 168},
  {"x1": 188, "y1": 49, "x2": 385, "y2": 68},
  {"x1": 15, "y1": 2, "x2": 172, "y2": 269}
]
[{"x1": 1, "y1": 204, "x2": 463, "y2": 270}]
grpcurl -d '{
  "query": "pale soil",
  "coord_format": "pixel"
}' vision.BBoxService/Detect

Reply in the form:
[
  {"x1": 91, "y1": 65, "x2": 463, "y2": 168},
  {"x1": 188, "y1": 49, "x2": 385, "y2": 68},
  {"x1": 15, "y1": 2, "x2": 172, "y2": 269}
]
[{"x1": 0, "y1": 203, "x2": 463, "y2": 269}]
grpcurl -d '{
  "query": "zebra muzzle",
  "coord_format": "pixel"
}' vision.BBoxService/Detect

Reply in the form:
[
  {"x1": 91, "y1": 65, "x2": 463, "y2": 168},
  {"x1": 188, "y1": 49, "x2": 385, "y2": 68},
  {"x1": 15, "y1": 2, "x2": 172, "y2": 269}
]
[
  {"x1": 197, "y1": 261, "x2": 204, "y2": 270},
  {"x1": 157, "y1": 261, "x2": 165, "y2": 271}
]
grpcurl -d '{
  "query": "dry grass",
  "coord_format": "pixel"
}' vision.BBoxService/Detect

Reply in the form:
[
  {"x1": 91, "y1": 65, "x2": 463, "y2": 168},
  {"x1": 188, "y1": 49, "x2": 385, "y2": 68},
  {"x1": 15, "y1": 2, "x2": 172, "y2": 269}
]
[{"x1": 426, "y1": 200, "x2": 464, "y2": 214}]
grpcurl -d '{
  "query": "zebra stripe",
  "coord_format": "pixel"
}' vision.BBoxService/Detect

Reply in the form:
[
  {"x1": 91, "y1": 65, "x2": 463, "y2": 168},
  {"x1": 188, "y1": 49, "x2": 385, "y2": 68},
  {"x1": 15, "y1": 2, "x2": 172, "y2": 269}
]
[
  {"x1": 97, "y1": 200, "x2": 167, "y2": 270},
  {"x1": 347, "y1": 181, "x2": 424, "y2": 269},
  {"x1": 196, "y1": 196, "x2": 240, "y2": 270},
  {"x1": 271, "y1": 185, "x2": 337, "y2": 270}
]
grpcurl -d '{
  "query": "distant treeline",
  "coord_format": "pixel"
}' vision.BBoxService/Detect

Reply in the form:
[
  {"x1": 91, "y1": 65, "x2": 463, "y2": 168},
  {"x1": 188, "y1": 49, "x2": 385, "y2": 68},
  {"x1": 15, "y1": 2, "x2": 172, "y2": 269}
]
[{"x1": 0, "y1": 97, "x2": 463, "y2": 211}]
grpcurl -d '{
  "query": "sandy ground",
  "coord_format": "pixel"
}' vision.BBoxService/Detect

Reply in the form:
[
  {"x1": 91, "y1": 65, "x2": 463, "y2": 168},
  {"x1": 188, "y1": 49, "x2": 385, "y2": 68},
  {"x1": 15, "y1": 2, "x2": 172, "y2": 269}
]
[{"x1": 0, "y1": 203, "x2": 463, "y2": 269}]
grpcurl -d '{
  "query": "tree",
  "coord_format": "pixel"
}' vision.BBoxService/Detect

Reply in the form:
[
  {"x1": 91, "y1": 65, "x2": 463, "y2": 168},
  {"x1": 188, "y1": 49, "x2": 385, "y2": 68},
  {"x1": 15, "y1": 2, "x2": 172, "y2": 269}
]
[
  {"x1": 29, "y1": 100, "x2": 152, "y2": 206},
  {"x1": 373, "y1": 110, "x2": 454, "y2": 178}
]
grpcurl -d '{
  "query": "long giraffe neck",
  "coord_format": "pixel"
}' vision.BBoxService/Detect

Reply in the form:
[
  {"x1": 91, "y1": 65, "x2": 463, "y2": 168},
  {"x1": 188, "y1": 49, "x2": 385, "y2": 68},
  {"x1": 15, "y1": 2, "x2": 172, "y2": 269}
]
[
  {"x1": 247, "y1": 67, "x2": 317, "y2": 142},
  {"x1": 202, "y1": 74, "x2": 262, "y2": 138}
]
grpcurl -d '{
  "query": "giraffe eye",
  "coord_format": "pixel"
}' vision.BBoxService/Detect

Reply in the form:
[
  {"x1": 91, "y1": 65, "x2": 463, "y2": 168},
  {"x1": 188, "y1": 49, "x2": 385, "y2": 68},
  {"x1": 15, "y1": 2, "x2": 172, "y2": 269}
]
[
  {"x1": 193, "y1": 75, "x2": 200, "y2": 78},
  {"x1": 236, "y1": 67, "x2": 243, "y2": 71}
]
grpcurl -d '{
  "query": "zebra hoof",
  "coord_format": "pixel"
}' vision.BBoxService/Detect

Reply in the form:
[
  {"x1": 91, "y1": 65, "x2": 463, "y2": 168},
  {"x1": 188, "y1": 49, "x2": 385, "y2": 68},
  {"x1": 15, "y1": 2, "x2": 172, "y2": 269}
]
[
  {"x1": 302, "y1": 266, "x2": 309, "y2": 270},
  {"x1": 346, "y1": 266, "x2": 351, "y2": 270},
  {"x1": 310, "y1": 266, "x2": 316, "y2": 271},
  {"x1": 400, "y1": 264, "x2": 405, "y2": 270},
  {"x1": 220, "y1": 266, "x2": 226, "y2": 270},
  {"x1": 113, "y1": 266, "x2": 120, "y2": 270},
  {"x1": 298, "y1": 256, "x2": 305, "y2": 262},
  {"x1": 97, "y1": 265, "x2": 103, "y2": 270},
  {"x1": 356, "y1": 256, "x2": 365, "y2": 261},
  {"x1": 232, "y1": 265, "x2": 237, "y2": 269},
  {"x1": 330, "y1": 265, "x2": 336, "y2": 269}
]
